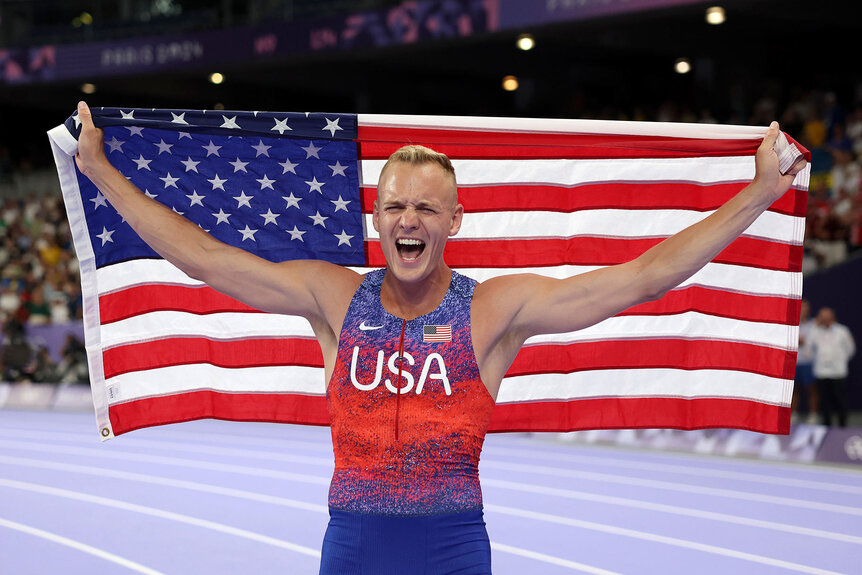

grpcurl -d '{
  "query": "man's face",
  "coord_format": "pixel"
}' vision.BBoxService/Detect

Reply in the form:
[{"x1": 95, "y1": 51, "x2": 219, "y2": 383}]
[
  {"x1": 817, "y1": 308, "x2": 836, "y2": 327},
  {"x1": 372, "y1": 161, "x2": 463, "y2": 284}
]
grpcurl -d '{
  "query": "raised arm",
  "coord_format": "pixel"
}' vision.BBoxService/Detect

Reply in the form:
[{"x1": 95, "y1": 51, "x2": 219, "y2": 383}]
[
  {"x1": 473, "y1": 123, "x2": 807, "y2": 390},
  {"x1": 73, "y1": 101, "x2": 360, "y2": 324}
]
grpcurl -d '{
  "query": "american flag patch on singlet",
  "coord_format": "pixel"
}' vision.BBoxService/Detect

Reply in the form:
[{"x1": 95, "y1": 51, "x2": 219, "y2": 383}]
[{"x1": 423, "y1": 325, "x2": 452, "y2": 342}]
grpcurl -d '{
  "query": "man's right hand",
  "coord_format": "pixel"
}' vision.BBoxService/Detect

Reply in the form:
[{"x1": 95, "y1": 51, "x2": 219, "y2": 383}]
[{"x1": 74, "y1": 101, "x2": 109, "y2": 177}]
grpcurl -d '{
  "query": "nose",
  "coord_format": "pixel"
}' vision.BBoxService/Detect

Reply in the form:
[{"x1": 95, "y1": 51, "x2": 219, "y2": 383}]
[{"x1": 398, "y1": 207, "x2": 419, "y2": 230}]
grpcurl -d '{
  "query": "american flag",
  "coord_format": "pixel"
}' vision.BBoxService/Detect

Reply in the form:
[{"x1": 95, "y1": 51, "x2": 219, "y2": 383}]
[
  {"x1": 423, "y1": 325, "x2": 453, "y2": 343},
  {"x1": 48, "y1": 107, "x2": 809, "y2": 440}
]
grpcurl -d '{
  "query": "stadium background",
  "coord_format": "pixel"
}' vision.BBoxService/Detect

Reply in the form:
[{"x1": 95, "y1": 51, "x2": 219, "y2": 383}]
[{"x1": 1, "y1": 0, "x2": 861, "y2": 450}]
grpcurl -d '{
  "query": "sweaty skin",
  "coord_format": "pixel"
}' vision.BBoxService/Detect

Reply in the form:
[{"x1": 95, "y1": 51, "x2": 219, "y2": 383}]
[{"x1": 73, "y1": 100, "x2": 806, "y2": 401}]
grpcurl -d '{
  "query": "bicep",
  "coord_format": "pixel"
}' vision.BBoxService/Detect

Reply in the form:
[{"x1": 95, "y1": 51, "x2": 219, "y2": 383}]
[
  {"x1": 195, "y1": 245, "x2": 357, "y2": 319},
  {"x1": 510, "y1": 260, "x2": 655, "y2": 338}
]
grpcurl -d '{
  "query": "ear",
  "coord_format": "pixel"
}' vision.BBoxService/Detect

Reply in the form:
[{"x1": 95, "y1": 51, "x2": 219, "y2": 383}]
[
  {"x1": 372, "y1": 198, "x2": 381, "y2": 232},
  {"x1": 448, "y1": 203, "x2": 464, "y2": 236}
]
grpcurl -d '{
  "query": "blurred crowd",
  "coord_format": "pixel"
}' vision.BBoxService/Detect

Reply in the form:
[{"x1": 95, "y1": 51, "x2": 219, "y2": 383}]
[
  {"x1": 1, "y1": 87, "x2": 861, "y2": 388},
  {"x1": 0, "y1": 194, "x2": 88, "y2": 384}
]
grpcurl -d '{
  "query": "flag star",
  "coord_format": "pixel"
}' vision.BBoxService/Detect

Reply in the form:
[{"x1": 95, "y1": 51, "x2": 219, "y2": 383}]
[
  {"x1": 256, "y1": 174, "x2": 276, "y2": 190},
  {"x1": 90, "y1": 192, "x2": 108, "y2": 210},
  {"x1": 238, "y1": 225, "x2": 259, "y2": 242},
  {"x1": 301, "y1": 142, "x2": 322, "y2": 159},
  {"x1": 132, "y1": 154, "x2": 152, "y2": 170},
  {"x1": 105, "y1": 136, "x2": 125, "y2": 153},
  {"x1": 202, "y1": 140, "x2": 222, "y2": 156},
  {"x1": 271, "y1": 117, "x2": 291, "y2": 134},
  {"x1": 207, "y1": 173, "x2": 227, "y2": 190},
  {"x1": 233, "y1": 191, "x2": 253, "y2": 208},
  {"x1": 73, "y1": 114, "x2": 81, "y2": 128},
  {"x1": 287, "y1": 225, "x2": 306, "y2": 241},
  {"x1": 335, "y1": 230, "x2": 354, "y2": 246},
  {"x1": 144, "y1": 189, "x2": 158, "y2": 199},
  {"x1": 260, "y1": 209, "x2": 280, "y2": 225},
  {"x1": 172, "y1": 206, "x2": 184, "y2": 216},
  {"x1": 186, "y1": 190, "x2": 206, "y2": 206},
  {"x1": 305, "y1": 176, "x2": 325, "y2": 194},
  {"x1": 171, "y1": 112, "x2": 189, "y2": 125},
  {"x1": 251, "y1": 140, "x2": 272, "y2": 157},
  {"x1": 212, "y1": 208, "x2": 231, "y2": 224},
  {"x1": 329, "y1": 161, "x2": 348, "y2": 177},
  {"x1": 309, "y1": 211, "x2": 328, "y2": 227},
  {"x1": 96, "y1": 226, "x2": 115, "y2": 246},
  {"x1": 120, "y1": 110, "x2": 135, "y2": 120},
  {"x1": 221, "y1": 115, "x2": 241, "y2": 129},
  {"x1": 160, "y1": 172, "x2": 180, "y2": 189},
  {"x1": 180, "y1": 156, "x2": 200, "y2": 172},
  {"x1": 178, "y1": 131, "x2": 192, "y2": 140},
  {"x1": 154, "y1": 139, "x2": 174, "y2": 154},
  {"x1": 279, "y1": 158, "x2": 298, "y2": 174},
  {"x1": 127, "y1": 126, "x2": 144, "y2": 137},
  {"x1": 229, "y1": 157, "x2": 249, "y2": 173},
  {"x1": 322, "y1": 117, "x2": 343, "y2": 137},
  {"x1": 331, "y1": 195, "x2": 351, "y2": 212},
  {"x1": 282, "y1": 193, "x2": 302, "y2": 209}
]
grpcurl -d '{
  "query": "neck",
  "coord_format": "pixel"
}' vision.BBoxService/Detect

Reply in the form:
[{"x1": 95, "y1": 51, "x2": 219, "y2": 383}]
[{"x1": 381, "y1": 264, "x2": 452, "y2": 319}]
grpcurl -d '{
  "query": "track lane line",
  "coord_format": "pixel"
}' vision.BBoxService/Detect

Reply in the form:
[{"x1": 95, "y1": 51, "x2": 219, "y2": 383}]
[
  {"x1": 485, "y1": 505, "x2": 847, "y2": 575},
  {"x1": 0, "y1": 516, "x2": 165, "y2": 575},
  {"x1": 0, "y1": 478, "x2": 323, "y2": 558}
]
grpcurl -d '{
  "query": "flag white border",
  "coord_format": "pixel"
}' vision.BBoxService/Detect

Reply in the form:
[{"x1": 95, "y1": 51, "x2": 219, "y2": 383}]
[{"x1": 48, "y1": 124, "x2": 114, "y2": 440}]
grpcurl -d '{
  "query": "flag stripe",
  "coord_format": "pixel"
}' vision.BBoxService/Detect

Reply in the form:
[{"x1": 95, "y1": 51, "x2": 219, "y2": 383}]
[
  {"x1": 486, "y1": 396, "x2": 791, "y2": 433},
  {"x1": 497, "y1": 369, "x2": 791, "y2": 405},
  {"x1": 101, "y1": 335, "x2": 793, "y2": 381},
  {"x1": 356, "y1": 123, "x2": 767, "y2": 159},
  {"x1": 367, "y1": 238, "x2": 803, "y2": 272},
  {"x1": 360, "y1": 183, "x2": 807, "y2": 216},
  {"x1": 99, "y1": 309, "x2": 794, "y2": 352},
  {"x1": 105, "y1": 393, "x2": 788, "y2": 437},
  {"x1": 98, "y1": 283, "x2": 798, "y2": 326},
  {"x1": 101, "y1": 363, "x2": 788, "y2": 406},
  {"x1": 364, "y1": 210, "x2": 803, "y2": 245},
  {"x1": 108, "y1": 391, "x2": 330, "y2": 436},
  {"x1": 361, "y1": 157, "x2": 759, "y2": 186},
  {"x1": 95, "y1": 259, "x2": 802, "y2": 299}
]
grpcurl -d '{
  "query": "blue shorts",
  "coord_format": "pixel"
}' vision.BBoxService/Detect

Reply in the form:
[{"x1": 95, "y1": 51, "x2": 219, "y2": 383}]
[{"x1": 319, "y1": 507, "x2": 492, "y2": 575}]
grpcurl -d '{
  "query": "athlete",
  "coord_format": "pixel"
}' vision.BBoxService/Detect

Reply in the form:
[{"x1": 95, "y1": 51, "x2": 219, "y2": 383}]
[{"x1": 73, "y1": 101, "x2": 806, "y2": 574}]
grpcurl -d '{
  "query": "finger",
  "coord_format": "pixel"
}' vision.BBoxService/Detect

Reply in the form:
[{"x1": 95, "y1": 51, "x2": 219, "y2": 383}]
[
  {"x1": 788, "y1": 156, "x2": 808, "y2": 176},
  {"x1": 759, "y1": 121, "x2": 780, "y2": 151},
  {"x1": 77, "y1": 101, "x2": 94, "y2": 129}
]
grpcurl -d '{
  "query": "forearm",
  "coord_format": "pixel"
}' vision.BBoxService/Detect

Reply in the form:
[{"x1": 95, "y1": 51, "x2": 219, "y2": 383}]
[
  {"x1": 635, "y1": 181, "x2": 775, "y2": 299},
  {"x1": 83, "y1": 159, "x2": 225, "y2": 281}
]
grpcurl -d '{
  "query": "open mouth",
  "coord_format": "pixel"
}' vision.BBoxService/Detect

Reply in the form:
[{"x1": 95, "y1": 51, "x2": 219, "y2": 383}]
[{"x1": 396, "y1": 238, "x2": 426, "y2": 261}]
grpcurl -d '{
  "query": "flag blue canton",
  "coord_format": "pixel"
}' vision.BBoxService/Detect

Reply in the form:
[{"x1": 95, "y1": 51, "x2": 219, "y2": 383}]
[{"x1": 72, "y1": 108, "x2": 365, "y2": 268}]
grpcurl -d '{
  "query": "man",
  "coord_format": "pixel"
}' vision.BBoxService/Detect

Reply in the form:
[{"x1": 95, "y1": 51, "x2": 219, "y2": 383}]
[
  {"x1": 809, "y1": 307, "x2": 856, "y2": 427},
  {"x1": 793, "y1": 299, "x2": 818, "y2": 423},
  {"x1": 73, "y1": 101, "x2": 806, "y2": 574}
]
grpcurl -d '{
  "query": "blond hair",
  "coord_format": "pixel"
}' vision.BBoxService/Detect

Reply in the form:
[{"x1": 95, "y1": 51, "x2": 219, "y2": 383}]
[{"x1": 381, "y1": 144, "x2": 456, "y2": 183}]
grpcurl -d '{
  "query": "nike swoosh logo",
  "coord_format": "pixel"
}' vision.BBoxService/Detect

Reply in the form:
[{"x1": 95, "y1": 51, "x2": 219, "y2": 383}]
[{"x1": 359, "y1": 321, "x2": 384, "y2": 331}]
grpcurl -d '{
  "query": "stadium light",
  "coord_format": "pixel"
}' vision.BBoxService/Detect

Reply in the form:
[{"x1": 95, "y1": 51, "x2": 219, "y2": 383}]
[
  {"x1": 674, "y1": 58, "x2": 692, "y2": 74},
  {"x1": 502, "y1": 75, "x2": 519, "y2": 91},
  {"x1": 516, "y1": 34, "x2": 535, "y2": 51},
  {"x1": 705, "y1": 6, "x2": 726, "y2": 25},
  {"x1": 209, "y1": 72, "x2": 225, "y2": 85},
  {"x1": 80, "y1": 83, "x2": 96, "y2": 94}
]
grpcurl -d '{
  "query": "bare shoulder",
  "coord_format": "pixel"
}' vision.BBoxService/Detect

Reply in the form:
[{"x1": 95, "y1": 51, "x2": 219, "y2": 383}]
[{"x1": 471, "y1": 273, "x2": 546, "y2": 353}]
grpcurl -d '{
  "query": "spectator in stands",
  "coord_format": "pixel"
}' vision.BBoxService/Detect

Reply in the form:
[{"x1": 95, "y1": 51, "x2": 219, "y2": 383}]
[
  {"x1": 793, "y1": 300, "x2": 818, "y2": 423},
  {"x1": 809, "y1": 307, "x2": 856, "y2": 427},
  {"x1": 23, "y1": 285, "x2": 51, "y2": 325}
]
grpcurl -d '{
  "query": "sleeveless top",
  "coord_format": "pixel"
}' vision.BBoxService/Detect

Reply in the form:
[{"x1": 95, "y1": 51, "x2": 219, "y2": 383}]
[{"x1": 326, "y1": 269, "x2": 496, "y2": 516}]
